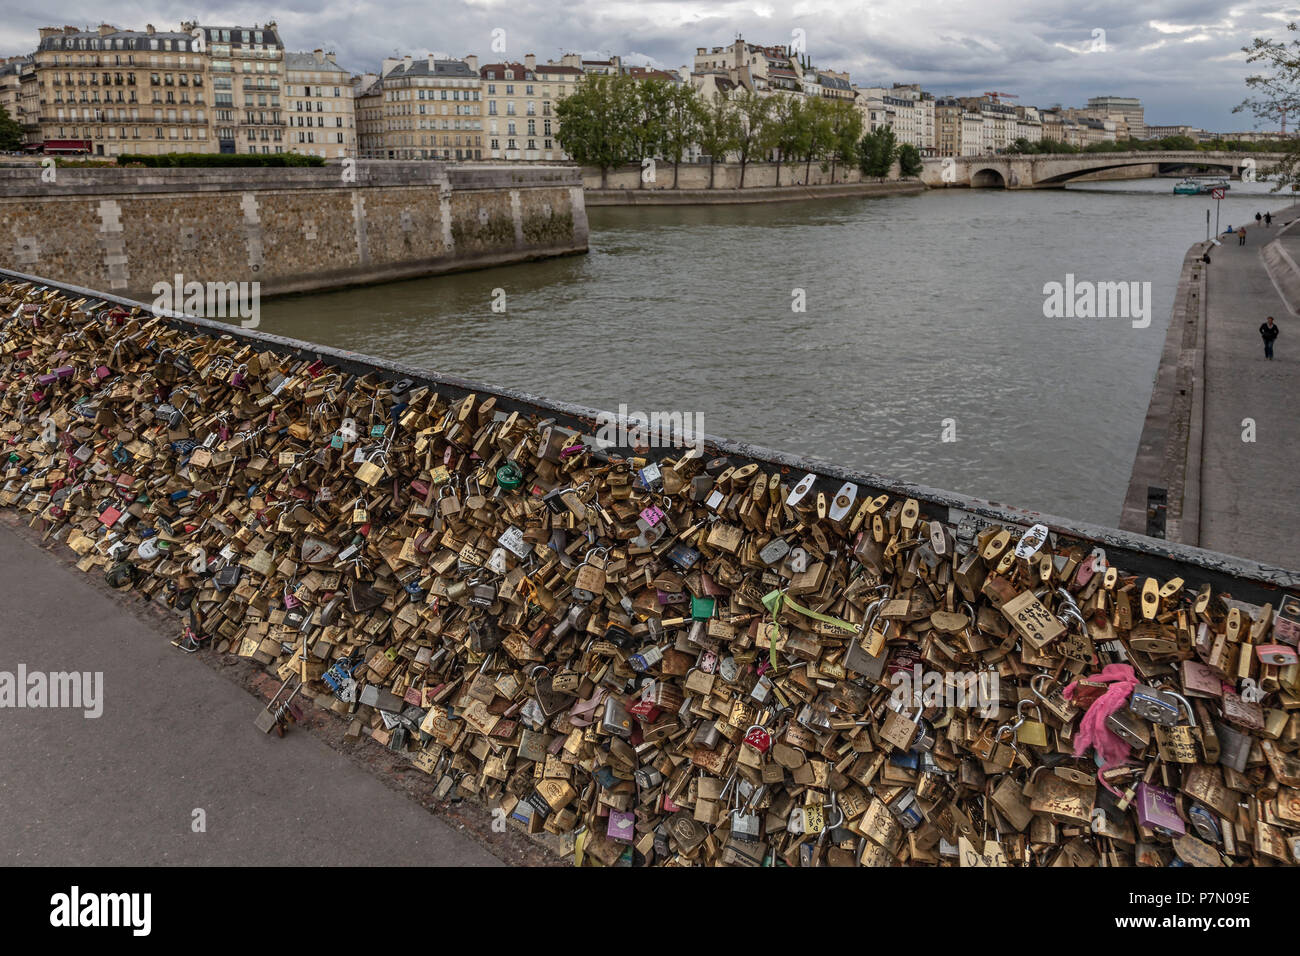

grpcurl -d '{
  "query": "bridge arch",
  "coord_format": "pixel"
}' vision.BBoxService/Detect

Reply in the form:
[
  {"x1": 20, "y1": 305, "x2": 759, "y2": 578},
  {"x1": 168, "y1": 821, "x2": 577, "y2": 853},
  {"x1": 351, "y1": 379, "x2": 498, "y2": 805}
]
[
  {"x1": 970, "y1": 167, "x2": 1006, "y2": 188},
  {"x1": 1035, "y1": 157, "x2": 1242, "y2": 186}
]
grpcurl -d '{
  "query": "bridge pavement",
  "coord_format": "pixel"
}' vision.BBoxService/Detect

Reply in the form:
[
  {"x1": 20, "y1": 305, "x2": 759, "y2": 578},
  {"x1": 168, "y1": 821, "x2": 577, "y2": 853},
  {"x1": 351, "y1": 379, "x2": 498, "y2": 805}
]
[{"x1": 0, "y1": 513, "x2": 554, "y2": 866}]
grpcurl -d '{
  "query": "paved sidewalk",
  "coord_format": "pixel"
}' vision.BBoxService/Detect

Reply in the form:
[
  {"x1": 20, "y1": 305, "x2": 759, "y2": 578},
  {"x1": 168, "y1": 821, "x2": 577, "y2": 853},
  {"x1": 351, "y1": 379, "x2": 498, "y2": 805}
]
[
  {"x1": 0, "y1": 521, "x2": 510, "y2": 866},
  {"x1": 1199, "y1": 205, "x2": 1300, "y2": 569}
]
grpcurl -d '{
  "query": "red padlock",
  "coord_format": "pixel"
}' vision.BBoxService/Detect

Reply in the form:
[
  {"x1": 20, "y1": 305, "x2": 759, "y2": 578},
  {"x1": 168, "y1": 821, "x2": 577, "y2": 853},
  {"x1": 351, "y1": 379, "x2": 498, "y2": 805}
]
[{"x1": 743, "y1": 723, "x2": 772, "y2": 754}]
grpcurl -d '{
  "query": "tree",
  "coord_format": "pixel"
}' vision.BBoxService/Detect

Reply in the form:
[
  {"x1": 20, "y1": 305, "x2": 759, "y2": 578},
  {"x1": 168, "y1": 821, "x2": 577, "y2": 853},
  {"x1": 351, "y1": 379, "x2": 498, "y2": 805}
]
[
  {"x1": 858, "y1": 126, "x2": 898, "y2": 178},
  {"x1": 555, "y1": 75, "x2": 637, "y2": 189},
  {"x1": 626, "y1": 78, "x2": 674, "y2": 188},
  {"x1": 661, "y1": 83, "x2": 703, "y2": 188},
  {"x1": 897, "y1": 143, "x2": 923, "y2": 177},
  {"x1": 826, "y1": 100, "x2": 863, "y2": 182},
  {"x1": 696, "y1": 91, "x2": 741, "y2": 189},
  {"x1": 1237, "y1": 22, "x2": 1300, "y2": 188},
  {"x1": 732, "y1": 89, "x2": 770, "y2": 188},
  {"x1": 765, "y1": 94, "x2": 806, "y2": 186},
  {"x1": 0, "y1": 106, "x2": 21, "y2": 152},
  {"x1": 802, "y1": 97, "x2": 837, "y2": 183}
]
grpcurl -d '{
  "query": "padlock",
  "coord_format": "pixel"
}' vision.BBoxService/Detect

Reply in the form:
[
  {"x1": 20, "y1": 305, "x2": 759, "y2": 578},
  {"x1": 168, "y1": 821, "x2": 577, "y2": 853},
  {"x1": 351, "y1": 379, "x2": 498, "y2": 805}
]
[
  {"x1": 1129, "y1": 684, "x2": 1182, "y2": 726},
  {"x1": 743, "y1": 723, "x2": 772, "y2": 754},
  {"x1": 1015, "y1": 699, "x2": 1049, "y2": 748},
  {"x1": 1104, "y1": 701, "x2": 1151, "y2": 752},
  {"x1": 570, "y1": 547, "x2": 607, "y2": 603},
  {"x1": 1152, "y1": 691, "x2": 1199, "y2": 764}
]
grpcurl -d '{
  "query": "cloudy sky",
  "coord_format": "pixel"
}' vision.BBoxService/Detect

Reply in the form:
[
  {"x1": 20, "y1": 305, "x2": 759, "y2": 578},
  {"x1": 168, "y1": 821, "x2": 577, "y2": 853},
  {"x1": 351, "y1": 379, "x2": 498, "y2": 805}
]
[{"x1": 2, "y1": 1, "x2": 1297, "y2": 130}]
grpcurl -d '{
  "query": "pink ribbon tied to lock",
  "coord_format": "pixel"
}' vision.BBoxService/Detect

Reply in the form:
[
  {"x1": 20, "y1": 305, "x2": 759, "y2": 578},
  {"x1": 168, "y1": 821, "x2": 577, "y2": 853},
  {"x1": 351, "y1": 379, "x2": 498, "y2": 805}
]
[
  {"x1": 567, "y1": 687, "x2": 609, "y2": 727},
  {"x1": 1062, "y1": 662, "x2": 1139, "y2": 794}
]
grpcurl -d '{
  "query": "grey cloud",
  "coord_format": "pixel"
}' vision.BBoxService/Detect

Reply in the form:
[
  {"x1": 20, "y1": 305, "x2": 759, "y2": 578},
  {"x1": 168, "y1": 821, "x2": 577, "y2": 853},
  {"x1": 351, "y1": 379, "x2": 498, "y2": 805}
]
[{"x1": 0, "y1": 0, "x2": 1289, "y2": 128}]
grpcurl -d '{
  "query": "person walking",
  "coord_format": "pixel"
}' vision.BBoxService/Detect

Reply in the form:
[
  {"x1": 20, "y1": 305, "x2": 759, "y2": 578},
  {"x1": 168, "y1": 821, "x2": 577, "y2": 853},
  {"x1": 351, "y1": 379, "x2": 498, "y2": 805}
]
[
  {"x1": 1265, "y1": 211, "x2": 1273, "y2": 227},
  {"x1": 1256, "y1": 212, "x2": 1263, "y2": 226},
  {"x1": 1239, "y1": 226, "x2": 1248, "y2": 245},
  {"x1": 1260, "y1": 316, "x2": 1280, "y2": 359}
]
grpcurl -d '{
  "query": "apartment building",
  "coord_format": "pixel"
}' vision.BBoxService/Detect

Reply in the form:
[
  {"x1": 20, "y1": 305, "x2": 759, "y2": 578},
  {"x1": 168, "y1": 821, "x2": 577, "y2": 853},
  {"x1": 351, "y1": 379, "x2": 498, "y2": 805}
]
[
  {"x1": 887, "y1": 84, "x2": 934, "y2": 154},
  {"x1": 1086, "y1": 95, "x2": 1143, "y2": 140},
  {"x1": 1143, "y1": 124, "x2": 1204, "y2": 140},
  {"x1": 353, "y1": 73, "x2": 382, "y2": 156},
  {"x1": 32, "y1": 24, "x2": 211, "y2": 156},
  {"x1": 856, "y1": 84, "x2": 935, "y2": 154},
  {"x1": 375, "y1": 55, "x2": 482, "y2": 160},
  {"x1": 285, "y1": 50, "x2": 355, "y2": 158},
  {"x1": 480, "y1": 55, "x2": 580, "y2": 161},
  {"x1": 1015, "y1": 104, "x2": 1043, "y2": 144},
  {"x1": 187, "y1": 22, "x2": 284, "y2": 154},
  {"x1": 0, "y1": 56, "x2": 23, "y2": 124},
  {"x1": 692, "y1": 39, "x2": 846, "y2": 102},
  {"x1": 19, "y1": 57, "x2": 39, "y2": 145}
]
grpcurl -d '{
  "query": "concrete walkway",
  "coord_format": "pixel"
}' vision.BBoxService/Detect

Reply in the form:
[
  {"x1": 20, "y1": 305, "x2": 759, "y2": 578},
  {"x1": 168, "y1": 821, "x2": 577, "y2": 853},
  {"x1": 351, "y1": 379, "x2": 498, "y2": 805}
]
[
  {"x1": 1199, "y1": 205, "x2": 1300, "y2": 569},
  {"x1": 0, "y1": 517, "x2": 523, "y2": 866}
]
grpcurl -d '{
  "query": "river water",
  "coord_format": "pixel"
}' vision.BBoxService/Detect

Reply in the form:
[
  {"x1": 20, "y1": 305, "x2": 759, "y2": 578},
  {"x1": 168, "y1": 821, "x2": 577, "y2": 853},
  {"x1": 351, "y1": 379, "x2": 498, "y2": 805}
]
[{"x1": 259, "y1": 176, "x2": 1288, "y2": 528}]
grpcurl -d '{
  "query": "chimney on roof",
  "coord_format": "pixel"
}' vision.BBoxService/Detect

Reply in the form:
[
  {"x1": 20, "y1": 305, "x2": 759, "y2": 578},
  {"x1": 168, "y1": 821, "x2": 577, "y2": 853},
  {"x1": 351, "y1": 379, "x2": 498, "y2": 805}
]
[
  {"x1": 524, "y1": 53, "x2": 535, "y2": 71},
  {"x1": 64, "y1": 25, "x2": 78, "y2": 35},
  {"x1": 464, "y1": 54, "x2": 478, "y2": 71},
  {"x1": 146, "y1": 24, "x2": 155, "y2": 36},
  {"x1": 98, "y1": 24, "x2": 115, "y2": 37},
  {"x1": 313, "y1": 48, "x2": 324, "y2": 64},
  {"x1": 427, "y1": 54, "x2": 434, "y2": 71},
  {"x1": 403, "y1": 54, "x2": 412, "y2": 71}
]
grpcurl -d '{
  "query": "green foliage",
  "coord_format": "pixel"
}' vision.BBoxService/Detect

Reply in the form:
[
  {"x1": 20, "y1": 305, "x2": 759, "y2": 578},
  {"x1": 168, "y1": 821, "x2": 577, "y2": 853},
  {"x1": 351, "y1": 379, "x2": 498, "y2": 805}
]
[
  {"x1": 897, "y1": 143, "x2": 923, "y2": 177},
  {"x1": 827, "y1": 100, "x2": 864, "y2": 179},
  {"x1": 764, "y1": 95, "x2": 807, "y2": 183},
  {"x1": 732, "y1": 89, "x2": 771, "y2": 187},
  {"x1": 662, "y1": 83, "x2": 704, "y2": 166},
  {"x1": 0, "y1": 105, "x2": 21, "y2": 152},
  {"x1": 115, "y1": 152, "x2": 325, "y2": 167},
  {"x1": 696, "y1": 92, "x2": 742, "y2": 181},
  {"x1": 555, "y1": 74, "x2": 639, "y2": 186},
  {"x1": 858, "y1": 126, "x2": 898, "y2": 177}
]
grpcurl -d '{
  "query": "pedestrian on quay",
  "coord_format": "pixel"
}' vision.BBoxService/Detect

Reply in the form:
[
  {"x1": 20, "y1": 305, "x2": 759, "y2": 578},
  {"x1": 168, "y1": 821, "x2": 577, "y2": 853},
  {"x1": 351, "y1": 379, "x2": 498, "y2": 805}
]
[
  {"x1": 1257, "y1": 212, "x2": 1263, "y2": 226},
  {"x1": 1239, "y1": 226, "x2": 1248, "y2": 245},
  {"x1": 1266, "y1": 211, "x2": 1273, "y2": 226},
  {"x1": 1260, "y1": 316, "x2": 1280, "y2": 360}
]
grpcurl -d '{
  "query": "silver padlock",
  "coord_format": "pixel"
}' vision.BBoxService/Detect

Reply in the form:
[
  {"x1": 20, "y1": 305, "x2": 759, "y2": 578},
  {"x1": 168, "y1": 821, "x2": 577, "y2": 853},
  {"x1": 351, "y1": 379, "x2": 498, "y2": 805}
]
[{"x1": 1130, "y1": 684, "x2": 1183, "y2": 726}]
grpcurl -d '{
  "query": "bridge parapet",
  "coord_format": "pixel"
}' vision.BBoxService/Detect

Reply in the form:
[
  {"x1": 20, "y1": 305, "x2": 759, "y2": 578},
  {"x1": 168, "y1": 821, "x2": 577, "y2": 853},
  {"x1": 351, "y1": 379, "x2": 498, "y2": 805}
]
[{"x1": 921, "y1": 151, "x2": 1285, "y2": 189}]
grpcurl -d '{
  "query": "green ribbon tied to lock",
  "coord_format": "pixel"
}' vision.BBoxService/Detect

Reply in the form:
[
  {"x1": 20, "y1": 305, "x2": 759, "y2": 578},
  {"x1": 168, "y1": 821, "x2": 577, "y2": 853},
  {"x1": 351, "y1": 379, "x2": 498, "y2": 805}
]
[{"x1": 760, "y1": 589, "x2": 859, "y2": 668}]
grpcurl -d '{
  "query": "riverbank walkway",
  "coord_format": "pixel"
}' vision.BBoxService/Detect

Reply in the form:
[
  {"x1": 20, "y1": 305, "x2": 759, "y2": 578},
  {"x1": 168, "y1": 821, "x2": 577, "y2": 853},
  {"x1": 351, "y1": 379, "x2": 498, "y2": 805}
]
[
  {"x1": 1124, "y1": 199, "x2": 1300, "y2": 571},
  {"x1": 0, "y1": 514, "x2": 546, "y2": 866},
  {"x1": 1200, "y1": 203, "x2": 1300, "y2": 568}
]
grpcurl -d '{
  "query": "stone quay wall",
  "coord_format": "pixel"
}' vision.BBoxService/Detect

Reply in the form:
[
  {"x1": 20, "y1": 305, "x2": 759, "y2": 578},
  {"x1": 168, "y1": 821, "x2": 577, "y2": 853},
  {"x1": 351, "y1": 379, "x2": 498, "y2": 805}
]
[{"x1": 0, "y1": 162, "x2": 589, "y2": 300}]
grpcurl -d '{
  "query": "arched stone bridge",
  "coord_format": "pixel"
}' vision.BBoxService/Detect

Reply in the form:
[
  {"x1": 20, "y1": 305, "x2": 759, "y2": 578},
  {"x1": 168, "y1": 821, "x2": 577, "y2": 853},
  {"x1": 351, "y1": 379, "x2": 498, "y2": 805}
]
[{"x1": 920, "y1": 151, "x2": 1284, "y2": 189}]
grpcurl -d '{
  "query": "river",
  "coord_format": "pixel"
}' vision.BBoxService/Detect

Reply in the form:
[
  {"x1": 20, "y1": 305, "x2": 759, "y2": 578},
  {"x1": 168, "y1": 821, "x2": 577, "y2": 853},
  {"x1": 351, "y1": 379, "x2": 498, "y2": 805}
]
[{"x1": 258, "y1": 176, "x2": 1289, "y2": 528}]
